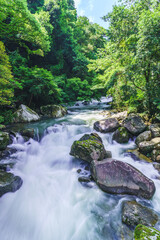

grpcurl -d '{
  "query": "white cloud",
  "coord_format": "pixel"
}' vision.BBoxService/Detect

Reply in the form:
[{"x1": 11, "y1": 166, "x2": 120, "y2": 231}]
[
  {"x1": 74, "y1": 0, "x2": 81, "y2": 9},
  {"x1": 89, "y1": 0, "x2": 94, "y2": 11},
  {"x1": 89, "y1": 16, "x2": 94, "y2": 23}
]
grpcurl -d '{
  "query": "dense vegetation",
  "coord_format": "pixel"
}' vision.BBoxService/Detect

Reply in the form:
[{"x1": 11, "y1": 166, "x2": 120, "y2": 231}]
[{"x1": 0, "y1": 0, "x2": 160, "y2": 123}]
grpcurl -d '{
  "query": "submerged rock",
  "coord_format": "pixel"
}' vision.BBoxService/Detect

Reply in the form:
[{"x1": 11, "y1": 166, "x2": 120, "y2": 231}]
[
  {"x1": 134, "y1": 224, "x2": 160, "y2": 240},
  {"x1": 122, "y1": 201, "x2": 158, "y2": 227},
  {"x1": 135, "y1": 131, "x2": 152, "y2": 146},
  {"x1": 94, "y1": 118, "x2": 120, "y2": 133},
  {"x1": 20, "y1": 128, "x2": 35, "y2": 138},
  {"x1": 91, "y1": 159, "x2": 155, "y2": 199},
  {"x1": 13, "y1": 104, "x2": 40, "y2": 123},
  {"x1": 112, "y1": 127, "x2": 130, "y2": 143},
  {"x1": 40, "y1": 105, "x2": 67, "y2": 118},
  {"x1": 0, "y1": 170, "x2": 23, "y2": 197},
  {"x1": 0, "y1": 132, "x2": 10, "y2": 151},
  {"x1": 70, "y1": 133, "x2": 109, "y2": 163},
  {"x1": 123, "y1": 114, "x2": 146, "y2": 136}
]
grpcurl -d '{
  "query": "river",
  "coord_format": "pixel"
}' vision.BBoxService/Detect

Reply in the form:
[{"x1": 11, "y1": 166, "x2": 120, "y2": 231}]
[{"x1": 0, "y1": 98, "x2": 160, "y2": 240}]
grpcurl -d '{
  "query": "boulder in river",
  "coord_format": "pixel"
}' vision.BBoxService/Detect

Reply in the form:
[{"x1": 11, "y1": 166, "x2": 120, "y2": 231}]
[
  {"x1": 0, "y1": 170, "x2": 23, "y2": 197},
  {"x1": 112, "y1": 127, "x2": 130, "y2": 143},
  {"x1": 13, "y1": 104, "x2": 40, "y2": 123},
  {"x1": 94, "y1": 118, "x2": 120, "y2": 133},
  {"x1": 40, "y1": 104, "x2": 67, "y2": 118},
  {"x1": 139, "y1": 138, "x2": 160, "y2": 154},
  {"x1": 0, "y1": 132, "x2": 10, "y2": 151},
  {"x1": 122, "y1": 201, "x2": 158, "y2": 227},
  {"x1": 135, "y1": 131, "x2": 152, "y2": 146},
  {"x1": 134, "y1": 224, "x2": 160, "y2": 240},
  {"x1": 20, "y1": 128, "x2": 35, "y2": 138},
  {"x1": 70, "y1": 133, "x2": 110, "y2": 163},
  {"x1": 149, "y1": 124, "x2": 160, "y2": 138},
  {"x1": 91, "y1": 159, "x2": 155, "y2": 199},
  {"x1": 123, "y1": 114, "x2": 146, "y2": 136}
]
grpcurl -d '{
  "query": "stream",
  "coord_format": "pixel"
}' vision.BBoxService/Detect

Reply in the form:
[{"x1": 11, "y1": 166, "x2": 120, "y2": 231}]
[{"x1": 0, "y1": 98, "x2": 160, "y2": 240}]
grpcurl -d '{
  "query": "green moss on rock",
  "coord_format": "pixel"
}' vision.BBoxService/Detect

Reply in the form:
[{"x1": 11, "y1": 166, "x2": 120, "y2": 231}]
[
  {"x1": 134, "y1": 224, "x2": 160, "y2": 240},
  {"x1": 0, "y1": 132, "x2": 9, "y2": 150}
]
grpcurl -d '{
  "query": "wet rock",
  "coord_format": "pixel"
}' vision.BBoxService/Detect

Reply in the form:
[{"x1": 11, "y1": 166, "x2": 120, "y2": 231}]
[
  {"x1": 0, "y1": 132, "x2": 10, "y2": 151},
  {"x1": 139, "y1": 138, "x2": 160, "y2": 154},
  {"x1": 78, "y1": 176, "x2": 91, "y2": 183},
  {"x1": 149, "y1": 124, "x2": 160, "y2": 138},
  {"x1": 0, "y1": 163, "x2": 15, "y2": 171},
  {"x1": 20, "y1": 128, "x2": 35, "y2": 138},
  {"x1": 110, "y1": 111, "x2": 128, "y2": 122},
  {"x1": 134, "y1": 224, "x2": 160, "y2": 240},
  {"x1": 135, "y1": 131, "x2": 152, "y2": 146},
  {"x1": 123, "y1": 114, "x2": 146, "y2": 136},
  {"x1": 94, "y1": 118, "x2": 120, "y2": 133},
  {"x1": 0, "y1": 170, "x2": 23, "y2": 197},
  {"x1": 122, "y1": 201, "x2": 158, "y2": 227},
  {"x1": 126, "y1": 149, "x2": 152, "y2": 163},
  {"x1": 151, "y1": 150, "x2": 160, "y2": 162},
  {"x1": 13, "y1": 104, "x2": 40, "y2": 123},
  {"x1": 153, "y1": 163, "x2": 160, "y2": 174},
  {"x1": 82, "y1": 101, "x2": 90, "y2": 106},
  {"x1": 77, "y1": 169, "x2": 82, "y2": 174},
  {"x1": 70, "y1": 133, "x2": 107, "y2": 163},
  {"x1": 91, "y1": 159, "x2": 155, "y2": 199},
  {"x1": 112, "y1": 127, "x2": 130, "y2": 143},
  {"x1": 40, "y1": 105, "x2": 67, "y2": 118}
]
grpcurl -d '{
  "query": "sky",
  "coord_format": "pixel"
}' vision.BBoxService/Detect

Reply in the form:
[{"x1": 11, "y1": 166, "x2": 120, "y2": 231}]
[{"x1": 74, "y1": 0, "x2": 117, "y2": 29}]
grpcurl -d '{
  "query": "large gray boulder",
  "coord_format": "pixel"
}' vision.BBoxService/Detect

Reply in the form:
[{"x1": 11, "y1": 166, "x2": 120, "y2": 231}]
[
  {"x1": 0, "y1": 170, "x2": 23, "y2": 197},
  {"x1": 112, "y1": 127, "x2": 130, "y2": 143},
  {"x1": 91, "y1": 159, "x2": 155, "y2": 199},
  {"x1": 70, "y1": 133, "x2": 111, "y2": 163},
  {"x1": 123, "y1": 114, "x2": 146, "y2": 136},
  {"x1": 0, "y1": 132, "x2": 10, "y2": 151},
  {"x1": 40, "y1": 105, "x2": 67, "y2": 118},
  {"x1": 139, "y1": 138, "x2": 160, "y2": 154},
  {"x1": 94, "y1": 118, "x2": 120, "y2": 133},
  {"x1": 13, "y1": 105, "x2": 40, "y2": 123},
  {"x1": 149, "y1": 124, "x2": 160, "y2": 138},
  {"x1": 122, "y1": 201, "x2": 158, "y2": 227},
  {"x1": 135, "y1": 131, "x2": 152, "y2": 146}
]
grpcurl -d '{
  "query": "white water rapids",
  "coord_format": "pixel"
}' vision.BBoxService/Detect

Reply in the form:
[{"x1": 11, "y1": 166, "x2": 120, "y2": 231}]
[{"x1": 0, "y1": 100, "x2": 160, "y2": 240}]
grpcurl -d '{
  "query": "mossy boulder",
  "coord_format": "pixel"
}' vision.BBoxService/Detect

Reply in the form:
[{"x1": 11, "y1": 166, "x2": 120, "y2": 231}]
[
  {"x1": 13, "y1": 104, "x2": 40, "y2": 123},
  {"x1": 135, "y1": 131, "x2": 152, "y2": 146},
  {"x1": 134, "y1": 224, "x2": 160, "y2": 240},
  {"x1": 91, "y1": 159, "x2": 155, "y2": 199},
  {"x1": 123, "y1": 114, "x2": 147, "y2": 136},
  {"x1": 112, "y1": 127, "x2": 130, "y2": 143},
  {"x1": 20, "y1": 128, "x2": 35, "y2": 138},
  {"x1": 94, "y1": 118, "x2": 120, "y2": 133},
  {"x1": 0, "y1": 132, "x2": 10, "y2": 151},
  {"x1": 139, "y1": 138, "x2": 160, "y2": 154},
  {"x1": 122, "y1": 201, "x2": 158, "y2": 227},
  {"x1": 40, "y1": 105, "x2": 67, "y2": 118},
  {"x1": 70, "y1": 133, "x2": 109, "y2": 163},
  {"x1": 0, "y1": 170, "x2": 23, "y2": 197}
]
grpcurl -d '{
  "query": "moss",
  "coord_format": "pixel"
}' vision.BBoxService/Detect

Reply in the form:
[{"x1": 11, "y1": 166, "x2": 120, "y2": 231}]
[
  {"x1": 134, "y1": 224, "x2": 160, "y2": 240},
  {"x1": 0, "y1": 132, "x2": 9, "y2": 150}
]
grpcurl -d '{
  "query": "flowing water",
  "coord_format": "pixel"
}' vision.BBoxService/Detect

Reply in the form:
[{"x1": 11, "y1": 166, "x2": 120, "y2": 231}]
[{"x1": 0, "y1": 98, "x2": 160, "y2": 240}]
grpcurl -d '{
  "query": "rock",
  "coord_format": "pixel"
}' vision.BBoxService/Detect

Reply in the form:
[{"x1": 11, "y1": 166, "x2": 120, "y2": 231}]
[
  {"x1": 78, "y1": 176, "x2": 91, "y2": 183},
  {"x1": 110, "y1": 111, "x2": 128, "y2": 122},
  {"x1": 0, "y1": 170, "x2": 23, "y2": 197},
  {"x1": 139, "y1": 138, "x2": 160, "y2": 154},
  {"x1": 149, "y1": 124, "x2": 160, "y2": 138},
  {"x1": 126, "y1": 149, "x2": 152, "y2": 163},
  {"x1": 20, "y1": 128, "x2": 35, "y2": 138},
  {"x1": 91, "y1": 159, "x2": 155, "y2": 199},
  {"x1": 122, "y1": 201, "x2": 158, "y2": 227},
  {"x1": 40, "y1": 105, "x2": 67, "y2": 118},
  {"x1": 94, "y1": 118, "x2": 120, "y2": 133},
  {"x1": 0, "y1": 132, "x2": 10, "y2": 151},
  {"x1": 0, "y1": 125, "x2": 5, "y2": 130},
  {"x1": 151, "y1": 150, "x2": 160, "y2": 162},
  {"x1": 70, "y1": 133, "x2": 107, "y2": 163},
  {"x1": 82, "y1": 101, "x2": 90, "y2": 105},
  {"x1": 112, "y1": 127, "x2": 130, "y2": 143},
  {"x1": 157, "y1": 155, "x2": 160, "y2": 162},
  {"x1": 134, "y1": 224, "x2": 160, "y2": 240},
  {"x1": 123, "y1": 114, "x2": 146, "y2": 136},
  {"x1": 135, "y1": 131, "x2": 152, "y2": 146},
  {"x1": 0, "y1": 163, "x2": 15, "y2": 171},
  {"x1": 13, "y1": 104, "x2": 40, "y2": 123},
  {"x1": 153, "y1": 163, "x2": 160, "y2": 173}
]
